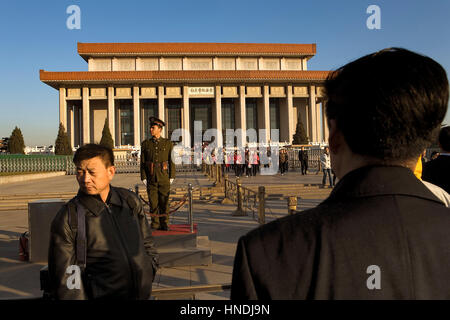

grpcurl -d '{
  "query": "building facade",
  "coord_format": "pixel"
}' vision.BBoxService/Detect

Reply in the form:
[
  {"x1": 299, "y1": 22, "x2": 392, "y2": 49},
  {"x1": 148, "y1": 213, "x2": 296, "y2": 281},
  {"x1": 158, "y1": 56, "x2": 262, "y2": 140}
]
[{"x1": 40, "y1": 42, "x2": 330, "y2": 148}]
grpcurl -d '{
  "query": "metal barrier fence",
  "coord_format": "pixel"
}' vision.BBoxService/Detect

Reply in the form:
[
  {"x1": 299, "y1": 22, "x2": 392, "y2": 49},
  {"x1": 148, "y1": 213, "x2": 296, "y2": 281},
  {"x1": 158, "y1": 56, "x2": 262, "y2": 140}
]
[
  {"x1": 223, "y1": 175, "x2": 266, "y2": 224},
  {"x1": 202, "y1": 163, "x2": 224, "y2": 186},
  {"x1": 2, "y1": 147, "x2": 440, "y2": 175},
  {"x1": 287, "y1": 148, "x2": 322, "y2": 172},
  {"x1": 133, "y1": 182, "x2": 195, "y2": 233},
  {"x1": 0, "y1": 156, "x2": 72, "y2": 173},
  {"x1": 66, "y1": 160, "x2": 143, "y2": 175},
  {"x1": 0, "y1": 156, "x2": 199, "y2": 175}
]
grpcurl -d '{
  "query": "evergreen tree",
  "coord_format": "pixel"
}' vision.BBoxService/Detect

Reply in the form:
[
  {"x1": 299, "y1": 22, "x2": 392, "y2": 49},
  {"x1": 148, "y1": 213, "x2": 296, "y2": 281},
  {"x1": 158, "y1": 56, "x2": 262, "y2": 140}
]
[
  {"x1": 292, "y1": 117, "x2": 309, "y2": 145},
  {"x1": 99, "y1": 118, "x2": 114, "y2": 149},
  {"x1": 8, "y1": 126, "x2": 25, "y2": 154},
  {"x1": 55, "y1": 123, "x2": 73, "y2": 155}
]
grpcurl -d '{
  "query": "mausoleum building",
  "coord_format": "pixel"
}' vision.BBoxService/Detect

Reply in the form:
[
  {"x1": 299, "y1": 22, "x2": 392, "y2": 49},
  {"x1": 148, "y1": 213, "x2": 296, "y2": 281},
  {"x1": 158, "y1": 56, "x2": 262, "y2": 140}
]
[{"x1": 40, "y1": 42, "x2": 330, "y2": 148}]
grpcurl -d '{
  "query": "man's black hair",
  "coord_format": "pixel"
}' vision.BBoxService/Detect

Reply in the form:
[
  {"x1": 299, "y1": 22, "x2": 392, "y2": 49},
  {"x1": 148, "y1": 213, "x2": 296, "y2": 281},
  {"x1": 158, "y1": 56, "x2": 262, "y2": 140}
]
[
  {"x1": 325, "y1": 47, "x2": 449, "y2": 162},
  {"x1": 439, "y1": 126, "x2": 450, "y2": 152},
  {"x1": 73, "y1": 143, "x2": 114, "y2": 167}
]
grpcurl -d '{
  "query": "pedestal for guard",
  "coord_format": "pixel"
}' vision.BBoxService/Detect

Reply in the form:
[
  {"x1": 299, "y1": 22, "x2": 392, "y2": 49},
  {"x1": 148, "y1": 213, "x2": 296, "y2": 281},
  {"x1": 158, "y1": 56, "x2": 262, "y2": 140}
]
[
  {"x1": 152, "y1": 224, "x2": 212, "y2": 267},
  {"x1": 28, "y1": 199, "x2": 64, "y2": 263}
]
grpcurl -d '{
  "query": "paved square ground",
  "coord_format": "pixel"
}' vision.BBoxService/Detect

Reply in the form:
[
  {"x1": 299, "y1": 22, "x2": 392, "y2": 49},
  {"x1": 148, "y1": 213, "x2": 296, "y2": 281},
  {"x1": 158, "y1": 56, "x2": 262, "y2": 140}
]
[{"x1": 0, "y1": 170, "x2": 329, "y2": 299}]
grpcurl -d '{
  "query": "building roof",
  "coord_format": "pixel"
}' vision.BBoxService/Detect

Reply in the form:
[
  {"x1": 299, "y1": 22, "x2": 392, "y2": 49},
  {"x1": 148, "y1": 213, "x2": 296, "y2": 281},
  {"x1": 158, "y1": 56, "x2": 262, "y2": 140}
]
[
  {"x1": 78, "y1": 42, "x2": 317, "y2": 60},
  {"x1": 40, "y1": 70, "x2": 330, "y2": 89}
]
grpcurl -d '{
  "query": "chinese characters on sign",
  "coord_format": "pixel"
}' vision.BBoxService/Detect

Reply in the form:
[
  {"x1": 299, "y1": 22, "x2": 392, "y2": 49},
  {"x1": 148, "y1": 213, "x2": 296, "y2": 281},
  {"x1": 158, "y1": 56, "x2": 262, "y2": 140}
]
[{"x1": 188, "y1": 87, "x2": 215, "y2": 95}]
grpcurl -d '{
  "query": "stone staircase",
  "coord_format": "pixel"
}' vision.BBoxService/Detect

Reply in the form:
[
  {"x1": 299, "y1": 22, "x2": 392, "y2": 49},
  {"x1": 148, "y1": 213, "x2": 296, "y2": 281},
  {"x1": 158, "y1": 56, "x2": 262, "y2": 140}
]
[{"x1": 152, "y1": 224, "x2": 212, "y2": 267}]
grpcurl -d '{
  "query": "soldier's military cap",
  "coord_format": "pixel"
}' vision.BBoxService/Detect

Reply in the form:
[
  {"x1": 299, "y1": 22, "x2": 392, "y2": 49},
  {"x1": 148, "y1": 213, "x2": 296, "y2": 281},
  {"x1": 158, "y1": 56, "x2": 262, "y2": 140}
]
[{"x1": 149, "y1": 116, "x2": 166, "y2": 128}]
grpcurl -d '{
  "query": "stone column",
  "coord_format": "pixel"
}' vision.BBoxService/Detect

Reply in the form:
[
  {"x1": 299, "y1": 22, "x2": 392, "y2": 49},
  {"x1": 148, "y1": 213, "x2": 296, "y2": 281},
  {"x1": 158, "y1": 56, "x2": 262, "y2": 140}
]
[
  {"x1": 263, "y1": 85, "x2": 270, "y2": 142},
  {"x1": 309, "y1": 85, "x2": 316, "y2": 143},
  {"x1": 214, "y1": 85, "x2": 223, "y2": 147},
  {"x1": 158, "y1": 86, "x2": 165, "y2": 138},
  {"x1": 286, "y1": 85, "x2": 294, "y2": 143},
  {"x1": 304, "y1": 99, "x2": 309, "y2": 138},
  {"x1": 133, "y1": 86, "x2": 140, "y2": 146},
  {"x1": 69, "y1": 104, "x2": 74, "y2": 148},
  {"x1": 73, "y1": 105, "x2": 80, "y2": 147},
  {"x1": 108, "y1": 86, "x2": 115, "y2": 146},
  {"x1": 316, "y1": 100, "x2": 322, "y2": 143},
  {"x1": 82, "y1": 87, "x2": 90, "y2": 145},
  {"x1": 59, "y1": 88, "x2": 67, "y2": 129},
  {"x1": 302, "y1": 58, "x2": 308, "y2": 71},
  {"x1": 322, "y1": 101, "x2": 329, "y2": 143},
  {"x1": 237, "y1": 85, "x2": 246, "y2": 147},
  {"x1": 182, "y1": 85, "x2": 190, "y2": 148}
]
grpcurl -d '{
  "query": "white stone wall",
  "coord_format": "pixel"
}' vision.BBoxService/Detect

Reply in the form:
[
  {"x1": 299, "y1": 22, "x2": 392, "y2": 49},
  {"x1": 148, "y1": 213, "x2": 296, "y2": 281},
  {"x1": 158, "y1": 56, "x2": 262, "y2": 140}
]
[
  {"x1": 282, "y1": 58, "x2": 302, "y2": 70},
  {"x1": 214, "y1": 58, "x2": 236, "y2": 70},
  {"x1": 160, "y1": 58, "x2": 183, "y2": 70},
  {"x1": 87, "y1": 56, "x2": 306, "y2": 71},
  {"x1": 113, "y1": 58, "x2": 136, "y2": 71},
  {"x1": 260, "y1": 58, "x2": 280, "y2": 70},
  {"x1": 137, "y1": 58, "x2": 159, "y2": 70},
  {"x1": 185, "y1": 58, "x2": 213, "y2": 70},
  {"x1": 89, "y1": 58, "x2": 112, "y2": 71}
]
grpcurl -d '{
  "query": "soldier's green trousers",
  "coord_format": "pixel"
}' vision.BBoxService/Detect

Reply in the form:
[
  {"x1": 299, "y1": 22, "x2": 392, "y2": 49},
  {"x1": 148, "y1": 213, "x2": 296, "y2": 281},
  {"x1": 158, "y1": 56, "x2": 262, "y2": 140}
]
[{"x1": 147, "y1": 181, "x2": 170, "y2": 229}]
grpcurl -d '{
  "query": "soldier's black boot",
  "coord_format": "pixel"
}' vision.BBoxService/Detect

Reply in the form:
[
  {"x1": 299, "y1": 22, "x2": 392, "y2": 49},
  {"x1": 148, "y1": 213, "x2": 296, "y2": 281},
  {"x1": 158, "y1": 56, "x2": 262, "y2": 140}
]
[
  {"x1": 151, "y1": 217, "x2": 160, "y2": 230},
  {"x1": 159, "y1": 216, "x2": 169, "y2": 231}
]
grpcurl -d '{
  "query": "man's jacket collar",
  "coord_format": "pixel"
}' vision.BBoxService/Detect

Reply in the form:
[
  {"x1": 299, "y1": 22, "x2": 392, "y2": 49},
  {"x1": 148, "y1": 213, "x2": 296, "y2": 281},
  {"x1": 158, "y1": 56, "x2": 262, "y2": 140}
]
[
  {"x1": 326, "y1": 165, "x2": 444, "y2": 205},
  {"x1": 76, "y1": 186, "x2": 122, "y2": 216}
]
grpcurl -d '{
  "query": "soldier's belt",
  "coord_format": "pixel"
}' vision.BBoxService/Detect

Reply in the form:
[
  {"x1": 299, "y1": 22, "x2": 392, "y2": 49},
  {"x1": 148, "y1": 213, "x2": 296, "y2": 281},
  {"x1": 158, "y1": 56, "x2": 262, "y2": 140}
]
[{"x1": 146, "y1": 161, "x2": 168, "y2": 176}]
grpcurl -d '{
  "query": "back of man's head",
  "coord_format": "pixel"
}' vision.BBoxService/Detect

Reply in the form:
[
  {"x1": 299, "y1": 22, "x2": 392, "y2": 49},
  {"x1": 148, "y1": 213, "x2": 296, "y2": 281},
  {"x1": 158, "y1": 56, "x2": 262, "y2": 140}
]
[
  {"x1": 439, "y1": 126, "x2": 450, "y2": 153},
  {"x1": 73, "y1": 143, "x2": 114, "y2": 167},
  {"x1": 325, "y1": 48, "x2": 449, "y2": 163}
]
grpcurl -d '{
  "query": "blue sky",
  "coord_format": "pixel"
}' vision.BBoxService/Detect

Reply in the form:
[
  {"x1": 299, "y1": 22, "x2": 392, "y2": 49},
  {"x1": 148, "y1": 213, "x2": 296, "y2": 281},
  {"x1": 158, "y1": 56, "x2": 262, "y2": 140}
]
[{"x1": 0, "y1": 0, "x2": 449, "y2": 146}]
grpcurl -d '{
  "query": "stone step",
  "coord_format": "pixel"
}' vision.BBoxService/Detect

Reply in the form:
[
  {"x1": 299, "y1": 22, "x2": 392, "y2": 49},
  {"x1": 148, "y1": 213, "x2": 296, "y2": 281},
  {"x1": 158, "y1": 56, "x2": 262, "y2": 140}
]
[
  {"x1": 0, "y1": 185, "x2": 326, "y2": 199},
  {"x1": 152, "y1": 224, "x2": 198, "y2": 249},
  {"x1": 0, "y1": 186, "x2": 331, "y2": 210},
  {"x1": 152, "y1": 224, "x2": 212, "y2": 267},
  {"x1": 0, "y1": 190, "x2": 328, "y2": 204},
  {"x1": 0, "y1": 194, "x2": 76, "y2": 201},
  {"x1": 158, "y1": 246, "x2": 212, "y2": 267},
  {"x1": 154, "y1": 234, "x2": 197, "y2": 249},
  {"x1": 0, "y1": 205, "x2": 28, "y2": 211},
  {"x1": 0, "y1": 198, "x2": 73, "y2": 204},
  {"x1": 243, "y1": 185, "x2": 324, "y2": 191}
]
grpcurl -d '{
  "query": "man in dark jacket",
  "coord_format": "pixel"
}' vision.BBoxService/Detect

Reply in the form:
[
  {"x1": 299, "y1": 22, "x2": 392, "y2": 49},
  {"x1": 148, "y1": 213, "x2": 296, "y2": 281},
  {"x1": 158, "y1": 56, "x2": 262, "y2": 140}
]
[
  {"x1": 422, "y1": 126, "x2": 450, "y2": 193},
  {"x1": 298, "y1": 146, "x2": 308, "y2": 175},
  {"x1": 48, "y1": 144, "x2": 159, "y2": 300},
  {"x1": 231, "y1": 48, "x2": 450, "y2": 299}
]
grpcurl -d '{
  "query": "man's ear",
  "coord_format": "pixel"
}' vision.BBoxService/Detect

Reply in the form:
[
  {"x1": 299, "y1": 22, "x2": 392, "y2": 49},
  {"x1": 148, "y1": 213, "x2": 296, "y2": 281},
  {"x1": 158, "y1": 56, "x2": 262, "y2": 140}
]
[
  {"x1": 328, "y1": 119, "x2": 341, "y2": 154},
  {"x1": 107, "y1": 165, "x2": 116, "y2": 179}
]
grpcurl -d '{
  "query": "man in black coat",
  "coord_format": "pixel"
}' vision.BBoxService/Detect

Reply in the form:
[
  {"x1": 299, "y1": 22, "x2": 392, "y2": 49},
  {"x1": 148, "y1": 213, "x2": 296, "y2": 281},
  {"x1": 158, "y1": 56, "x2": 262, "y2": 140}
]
[
  {"x1": 422, "y1": 126, "x2": 450, "y2": 193},
  {"x1": 231, "y1": 48, "x2": 450, "y2": 299},
  {"x1": 48, "y1": 144, "x2": 158, "y2": 299},
  {"x1": 298, "y1": 146, "x2": 308, "y2": 175}
]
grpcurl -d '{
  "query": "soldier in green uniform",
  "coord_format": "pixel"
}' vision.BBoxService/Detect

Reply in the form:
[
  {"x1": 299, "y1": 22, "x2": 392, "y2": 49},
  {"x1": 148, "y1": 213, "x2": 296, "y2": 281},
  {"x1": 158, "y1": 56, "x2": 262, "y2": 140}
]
[{"x1": 140, "y1": 117, "x2": 175, "y2": 230}]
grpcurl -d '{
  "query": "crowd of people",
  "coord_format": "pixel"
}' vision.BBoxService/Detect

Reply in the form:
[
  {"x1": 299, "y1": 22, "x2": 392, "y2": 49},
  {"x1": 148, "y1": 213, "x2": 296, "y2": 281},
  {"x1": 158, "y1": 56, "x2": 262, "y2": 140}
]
[{"x1": 208, "y1": 146, "x2": 306, "y2": 177}]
